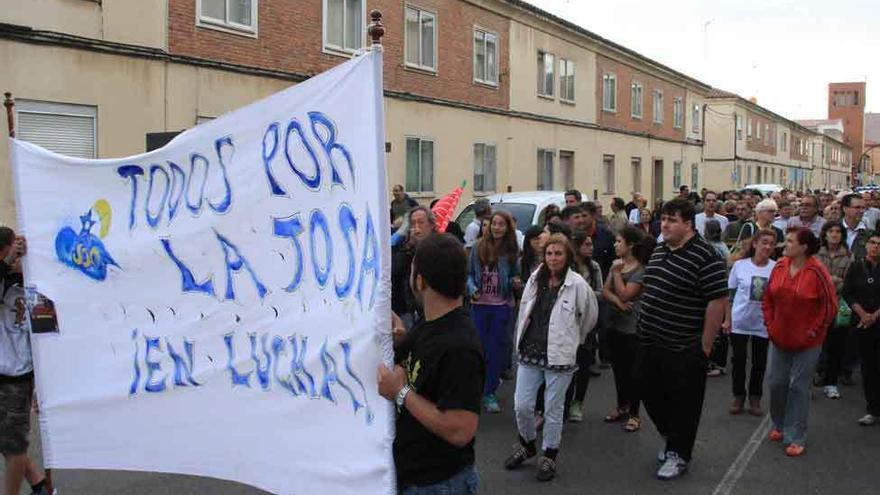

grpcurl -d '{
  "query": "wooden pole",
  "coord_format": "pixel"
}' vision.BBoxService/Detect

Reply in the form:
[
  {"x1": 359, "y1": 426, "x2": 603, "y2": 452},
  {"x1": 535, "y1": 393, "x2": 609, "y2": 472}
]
[
  {"x1": 368, "y1": 10, "x2": 385, "y2": 46},
  {"x1": 4, "y1": 92, "x2": 14, "y2": 138}
]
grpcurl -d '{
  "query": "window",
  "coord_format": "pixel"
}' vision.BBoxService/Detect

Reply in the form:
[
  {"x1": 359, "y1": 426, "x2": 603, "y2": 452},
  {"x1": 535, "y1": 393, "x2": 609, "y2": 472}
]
[
  {"x1": 537, "y1": 51, "x2": 555, "y2": 97},
  {"x1": 673, "y1": 161, "x2": 682, "y2": 189},
  {"x1": 473, "y1": 143, "x2": 497, "y2": 192},
  {"x1": 631, "y1": 82, "x2": 643, "y2": 118},
  {"x1": 560, "y1": 151, "x2": 575, "y2": 190},
  {"x1": 405, "y1": 137, "x2": 434, "y2": 193},
  {"x1": 602, "y1": 73, "x2": 617, "y2": 111},
  {"x1": 763, "y1": 124, "x2": 769, "y2": 145},
  {"x1": 690, "y1": 163, "x2": 699, "y2": 189},
  {"x1": 473, "y1": 29, "x2": 498, "y2": 85},
  {"x1": 781, "y1": 132, "x2": 788, "y2": 151},
  {"x1": 405, "y1": 6, "x2": 436, "y2": 71},
  {"x1": 673, "y1": 97, "x2": 683, "y2": 129},
  {"x1": 692, "y1": 104, "x2": 700, "y2": 133},
  {"x1": 324, "y1": 0, "x2": 364, "y2": 53},
  {"x1": 559, "y1": 59, "x2": 575, "y2": 102},
  {"x1": 747, "y1": 119, "x2": 753, "y2": 140},
  {"x1": 756, "y1": 121, "x2": 762, "y2": 141},
  {"x1": 199, "y1": 0, "x2": 256, "y2": 32},
  {"x1": 603, "y1": 154, "x2": 616, "y2": 193},
  {"x1": 652, "y1": 90, "x2": 663, "y2": 124},
  {"x1": 736, "y1": 114, "x2": 743, "y2": 140},
  {"x1": 16, "y1": 100, "x2": 97, "y2": 158},
  {"x1": 537, "y1": 149, "x2": 554, "y2": 190},
  {"x1": 631, "y1": 157, "x2": 642, "y2": 193}
]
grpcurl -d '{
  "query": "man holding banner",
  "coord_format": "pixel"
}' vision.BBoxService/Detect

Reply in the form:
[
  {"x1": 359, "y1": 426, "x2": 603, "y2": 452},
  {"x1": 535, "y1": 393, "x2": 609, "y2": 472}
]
[
  {"x1": 0, "y1": 227, "x2": 54, "y2": 495},
  {"x1": 379, "y1": 233, "x2": 485, "y2": 494}
]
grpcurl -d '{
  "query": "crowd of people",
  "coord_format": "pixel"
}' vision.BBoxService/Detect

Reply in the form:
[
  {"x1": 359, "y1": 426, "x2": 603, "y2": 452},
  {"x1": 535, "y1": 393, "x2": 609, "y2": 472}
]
[{"x1": 379, "y1": 184, "x2": 880, "y2": 493}]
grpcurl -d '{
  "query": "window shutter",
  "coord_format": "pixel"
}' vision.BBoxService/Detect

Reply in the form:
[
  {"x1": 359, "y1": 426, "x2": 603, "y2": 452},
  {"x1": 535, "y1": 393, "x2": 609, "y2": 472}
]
[{"x1": 17, "y1": 111, "x2": 96, "y2": 159}]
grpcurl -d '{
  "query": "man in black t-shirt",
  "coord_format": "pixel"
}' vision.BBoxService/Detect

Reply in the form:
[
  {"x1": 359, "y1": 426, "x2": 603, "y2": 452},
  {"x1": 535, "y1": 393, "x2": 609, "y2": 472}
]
[
  {"x1": 378, "y1": 233, "x2": 485, "y2": 494},
  {"x1": 637, "y1": 199, "x2": 728, "y2": 481}
]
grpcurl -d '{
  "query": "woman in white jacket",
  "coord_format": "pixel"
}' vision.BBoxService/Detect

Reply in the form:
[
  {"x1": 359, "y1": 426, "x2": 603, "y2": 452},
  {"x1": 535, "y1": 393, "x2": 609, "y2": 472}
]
[{"x1": 503, "y1": 233, "x2": 598, "y2": 482}]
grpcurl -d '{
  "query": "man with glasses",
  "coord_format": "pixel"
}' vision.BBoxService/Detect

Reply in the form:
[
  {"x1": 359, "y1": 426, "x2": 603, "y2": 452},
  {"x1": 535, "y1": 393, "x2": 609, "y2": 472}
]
[
  {"x1": 789, "y1": 194, "x2": 825, "y2": 237},
  {"x1": 842, "y1": 194, "x2": 876, "y2": 260},
  {"x1": 724, "y1": 202, "x2": 753, "y2": 250}
]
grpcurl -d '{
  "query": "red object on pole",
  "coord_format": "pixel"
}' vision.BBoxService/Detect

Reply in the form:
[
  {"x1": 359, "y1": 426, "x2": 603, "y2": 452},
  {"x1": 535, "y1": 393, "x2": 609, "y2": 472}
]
[
  {"x1": 4, "y1": 92, "x2": 14, "y2": 138},
  {"x1": 432, "y1": 182, "x2": 466, "y2": 233}
]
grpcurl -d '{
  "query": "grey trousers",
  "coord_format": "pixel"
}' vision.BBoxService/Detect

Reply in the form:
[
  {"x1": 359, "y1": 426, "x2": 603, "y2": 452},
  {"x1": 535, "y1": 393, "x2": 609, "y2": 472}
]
[{"x1": 766, "y1": 344, "x2": 822, "y2": 446}]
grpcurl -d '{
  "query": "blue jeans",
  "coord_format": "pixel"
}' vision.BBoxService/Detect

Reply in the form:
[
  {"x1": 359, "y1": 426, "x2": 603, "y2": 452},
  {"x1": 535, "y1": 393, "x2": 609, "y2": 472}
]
[
  {"x1": 401, "y1": 465, "x2": 479, "y2": 495},
  {"x1": 472, "y1": 304, "x2": 512, "y2": 396},
  {"x1": 767, "y1": 344, "x2": 822, "y2": 446}
]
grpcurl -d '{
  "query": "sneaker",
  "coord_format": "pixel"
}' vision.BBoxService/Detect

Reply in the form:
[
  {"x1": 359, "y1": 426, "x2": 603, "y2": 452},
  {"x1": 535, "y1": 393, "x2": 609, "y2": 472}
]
[
  {"x1": 504, "y1": 445, "x2": 536, "y2": 470},
  {"x1": 656, "y1": 451, "x2": 688, "y2": 480},
  {"x1": 536, "y1": 456, "x2": 557, "y2": 482},
  {"x1": 707, "y1": 365, "x2": 725, "y2": 377},
  {"x1": 657, "y1": 448, "x2": 667, "y2": 463},
  {"x1": 858, "y1": 414, "x2": 878, "y2": 426},
  {"x1": 768, "y1": 429, "x2": 783, "y2": 442},
  {"x1": 784, "y1": 444, "x2": 805, "y2": 457},
  {"x1": 483, "y1": 395, "x2": 501, "y2": 414},
  {"x1": 569, "y1": 401, "x2": 584, "y2": 423},
  {"x1": 824, "y1": 385, "x2": 841, "y2": 399},
  {"x1": 729, "y1": 397, "x2": 745, "y2": 415}
]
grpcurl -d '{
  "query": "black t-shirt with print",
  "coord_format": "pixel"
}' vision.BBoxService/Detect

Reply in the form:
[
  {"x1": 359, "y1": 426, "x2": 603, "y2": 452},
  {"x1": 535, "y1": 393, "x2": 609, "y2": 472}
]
[{"x1": 393, "y1": 306, "x2": 485, "y2": 489}]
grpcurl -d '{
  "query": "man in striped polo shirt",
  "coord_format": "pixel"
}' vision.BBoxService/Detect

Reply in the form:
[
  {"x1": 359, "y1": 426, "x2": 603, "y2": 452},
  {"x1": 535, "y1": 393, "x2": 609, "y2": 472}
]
[{"x1": 637, "y1": 198, "x2": 729, "y2": 481}]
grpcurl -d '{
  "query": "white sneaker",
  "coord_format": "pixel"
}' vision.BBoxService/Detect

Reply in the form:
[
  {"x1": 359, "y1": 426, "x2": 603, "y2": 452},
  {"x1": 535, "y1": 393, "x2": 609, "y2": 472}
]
[
  {"x1": 824, "y1": 385, "x2": 841, "y2": 399},
  {"x1": 656, "y1": 451, "x2": 688, "y2": 480},
  {"x1": 858, "y1": 414, "x2": 877, "y2": 426}
]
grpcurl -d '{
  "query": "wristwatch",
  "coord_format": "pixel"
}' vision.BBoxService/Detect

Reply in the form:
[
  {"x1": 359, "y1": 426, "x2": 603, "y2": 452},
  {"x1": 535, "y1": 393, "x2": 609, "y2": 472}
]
[{"x1": 395, "y1": 384, "x2": 412, "y2": 407}]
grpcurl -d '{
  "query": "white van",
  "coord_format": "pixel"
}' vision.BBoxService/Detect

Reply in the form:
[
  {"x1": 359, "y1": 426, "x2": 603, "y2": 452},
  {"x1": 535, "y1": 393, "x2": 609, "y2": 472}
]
[{"x1": 454, "y1": 191, "x2": 567, "y2": 233}]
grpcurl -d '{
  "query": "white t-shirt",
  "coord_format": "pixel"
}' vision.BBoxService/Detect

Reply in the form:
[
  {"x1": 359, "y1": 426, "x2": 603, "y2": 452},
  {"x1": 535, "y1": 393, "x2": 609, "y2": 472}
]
[
  {"x1": 695, "y1": 212, "x2": 729, "y2": 237},
  {"x1": 728, "y1": 258, "x2": 776, "y2": 337},
  {"x1": 628, "y1": 208, "x2": 641, "y2": 224},
  {"x1": 464, "y1": 219, "x2": 482, "y2": 248}
]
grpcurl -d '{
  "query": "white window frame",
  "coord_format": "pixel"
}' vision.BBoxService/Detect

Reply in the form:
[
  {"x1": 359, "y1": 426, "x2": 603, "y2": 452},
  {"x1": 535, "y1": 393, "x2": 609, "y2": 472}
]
[
  {"x1": 691, "y1": 104, "x2": 700, "y2": 133},
  {"x1": 537, "y1": 149, "x2": 554, "y2": 190},
  {"x1": 322, "y1": 0, "x2": 366, "y2": 55},
  {"x1": 736, "y1": 114, "x2": 743, "y2": 140},
  {"x1": 673, "y1": 161, "x2": 682, "y2": 189},
  {"x1": 602, "y1": 73, "x2": 617, "y2": 112},
  {"x1": 747, "y1": 118, "x2": 753, "y2": 140},
  {"x1": 652, "y1": 90, "x2": 663, "y2": 124},
  {"x1": 197, "y1": 0, "x2": 258, "y2": 36},
  {"x1": 473, "y1": 142, "x2": 497, "y2": 193},
  {"x1": 631, "y1": 157, "x2": 642, "y2": 194},
  {"x1": 631, "y1": 82, "x2": 643, "y2": 118},
  {"x1": 690, "y1": 162, "x2": 699, "y2": 189},
  {"x1": 404, "y1": 5, "x2": 438, "y2": 72},
  {"x1": 405, "y1": 136, "x2": 435, "y2": 194},
  {"x1": 473, "y1": 28, "x2": 498, "y2": 86},
  {"x1": 603, "y1": 154, "x2": 616, "y2": 194},
  {"x1": 781, "y1": 131, "x2": 788, "y2": 151},
  {"x1": 537, "y1": 51, "x2": 555, "y2": 98},
  {"x1": 673, "y1": 97, "x2": 683, "y2": 129},
  {"x1": 559, "y1": 58, "x2": 575, "y2": 103},
  {"x1": 16, "y1": 100, "x2": 98, "y2": 158}
]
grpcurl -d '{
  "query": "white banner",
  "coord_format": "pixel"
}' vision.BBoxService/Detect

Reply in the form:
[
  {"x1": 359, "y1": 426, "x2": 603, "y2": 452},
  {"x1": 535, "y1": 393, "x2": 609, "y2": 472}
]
[{"x1": 11, "y1": 50, "x2": 394, "y2": 495}]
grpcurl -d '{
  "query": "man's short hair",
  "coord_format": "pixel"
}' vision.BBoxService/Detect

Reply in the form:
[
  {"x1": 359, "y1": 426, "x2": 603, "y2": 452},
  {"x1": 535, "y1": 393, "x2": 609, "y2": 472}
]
[
  {"x1": 412, "y1": 233, "x2": 467, "y2": 299},
  {"x1": 842, "y1": 193, "x2": 862, "y2": 208},
  {"x1": 473, "y1": 199, "x2": 492, "y2": 218},
  {"x1": 679, "y1": 185, "x2": 690, "y2": 193},
  {"x1": 409, "y1": 205, "x2": 437, "y2": 226},
  {"x1": 560, "y1": 205, "x2": 584, "y2": 220},
  {"x1": 565, "y1": 189, "x2": 582, "y2": 202},
  {"x1": 580, "y1": 201, "x2": 598, "y2": 216},
  {"x1": 0, "y1": 227, "x2": 14, "y2": 249},
  {"x1": 661, "y1": 197, "x2": 696, "y2": 226}
]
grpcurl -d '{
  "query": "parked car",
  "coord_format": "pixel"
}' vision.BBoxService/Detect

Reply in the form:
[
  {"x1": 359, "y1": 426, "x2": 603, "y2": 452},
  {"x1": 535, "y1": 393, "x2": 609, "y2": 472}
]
[
  {"x1": 454, "y1": 191, "x2": 566, "y2": 233},
  {"x1": 743, "y1": 183, "x2": 783, "y2": 197}
]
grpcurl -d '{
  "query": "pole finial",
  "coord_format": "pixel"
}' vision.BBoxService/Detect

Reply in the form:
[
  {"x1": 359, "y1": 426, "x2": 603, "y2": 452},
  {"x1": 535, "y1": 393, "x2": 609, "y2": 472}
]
[
  {"x1": 368, "y1": 10, "x2": 385, "y2": 45},
  {"x1": 4, "y1": 92, "x2": 15, "y2": 138}
]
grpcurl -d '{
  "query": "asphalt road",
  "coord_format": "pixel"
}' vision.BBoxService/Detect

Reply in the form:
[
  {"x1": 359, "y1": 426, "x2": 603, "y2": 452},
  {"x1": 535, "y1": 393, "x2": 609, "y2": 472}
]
[{"x1": 3, "y1": 366, "x2": 879, "y2": 494}]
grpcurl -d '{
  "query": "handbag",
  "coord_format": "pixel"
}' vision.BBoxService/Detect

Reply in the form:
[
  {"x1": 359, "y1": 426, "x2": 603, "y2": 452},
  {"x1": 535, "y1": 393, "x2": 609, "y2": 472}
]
[{"x1": 835, "y1": 297, "x2": 852, "y2": 328}]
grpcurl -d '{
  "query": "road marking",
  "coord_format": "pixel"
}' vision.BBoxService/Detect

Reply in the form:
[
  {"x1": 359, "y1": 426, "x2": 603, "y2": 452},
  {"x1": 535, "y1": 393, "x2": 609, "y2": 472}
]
[{"x1": 711, "y1": 414, "x2": 772, "y2": 495}]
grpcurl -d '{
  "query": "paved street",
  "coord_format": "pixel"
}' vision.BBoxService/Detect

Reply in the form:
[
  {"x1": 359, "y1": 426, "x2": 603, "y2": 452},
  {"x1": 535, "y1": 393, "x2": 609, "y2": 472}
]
[{"x1": 4, "y1": 367, "x2": 879, "y2": 494}]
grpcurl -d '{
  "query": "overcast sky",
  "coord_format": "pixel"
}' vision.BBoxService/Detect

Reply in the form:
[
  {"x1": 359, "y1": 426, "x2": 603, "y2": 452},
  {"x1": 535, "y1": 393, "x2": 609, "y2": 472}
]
[{"x1": 525, "y1": 0, "x2": 879, "y2": 119}]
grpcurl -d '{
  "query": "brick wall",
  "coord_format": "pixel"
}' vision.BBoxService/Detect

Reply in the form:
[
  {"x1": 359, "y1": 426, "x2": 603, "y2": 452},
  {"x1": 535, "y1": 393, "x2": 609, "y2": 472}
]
[
  {"x1": 594, "y1": 54, "x2": 686, "y2": 142},
  {"x1": 168, "y1": 0, "x2": 509, "y2": 110},
  {"x1": 745, "y1": 112, "x2": 777, "y2": 155},
  {"x1": 828, "y1": 82, "x2": 865, "y2": 161}
]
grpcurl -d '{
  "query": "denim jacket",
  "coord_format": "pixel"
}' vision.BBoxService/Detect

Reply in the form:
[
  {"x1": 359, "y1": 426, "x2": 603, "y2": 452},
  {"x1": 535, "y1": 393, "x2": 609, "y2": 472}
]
[{"x1": 466, "y1": 251, "x2": 520, "y2": 300}]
